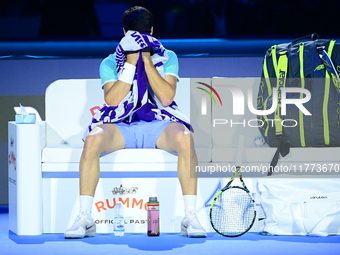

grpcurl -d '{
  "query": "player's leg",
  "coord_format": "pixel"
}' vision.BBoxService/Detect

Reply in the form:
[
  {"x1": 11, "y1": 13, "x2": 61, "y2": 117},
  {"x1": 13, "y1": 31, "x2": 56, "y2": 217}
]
[
  {"x1": 80, "y1": 123, "x2": 125, "y2": 197},
  {"x1": 156, "y1": 122, "x2": 198, "y2": 195},
  {"x1": 64, "y1": 123, "x2": 125, "y2": 239},
  {"x1": 156, "y1": 122, "x2": 206, "y2": 238}
]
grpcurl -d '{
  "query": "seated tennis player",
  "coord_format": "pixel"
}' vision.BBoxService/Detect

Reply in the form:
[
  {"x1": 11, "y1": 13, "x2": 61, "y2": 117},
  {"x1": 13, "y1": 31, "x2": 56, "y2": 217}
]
[{"x1": 64, "y1": 6, "x2": 207, "y2": 239}]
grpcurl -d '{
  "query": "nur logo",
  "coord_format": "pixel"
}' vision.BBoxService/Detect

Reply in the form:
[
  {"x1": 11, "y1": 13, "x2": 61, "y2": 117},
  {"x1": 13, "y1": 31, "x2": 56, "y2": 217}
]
[{"x1": 196, "y1": 81, "x2": 312, "y2": 116}]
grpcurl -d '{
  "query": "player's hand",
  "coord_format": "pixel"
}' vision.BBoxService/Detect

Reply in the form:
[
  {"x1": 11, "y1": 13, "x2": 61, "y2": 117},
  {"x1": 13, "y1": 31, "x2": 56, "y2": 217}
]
[
  {"x1": 142, "y1": 47, "x2": 152, "y2": 64},
  {"x1": 125, "y1": 51, "x2": 140, "y2": 66}
]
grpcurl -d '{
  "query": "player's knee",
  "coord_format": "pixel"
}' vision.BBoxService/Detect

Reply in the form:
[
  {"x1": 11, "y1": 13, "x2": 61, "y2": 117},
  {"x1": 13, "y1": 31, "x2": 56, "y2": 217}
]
[
  {"x1": 175, "y1": 131, "x2": 192, "y2": 154},
  {"x1": 83, "y1": 133, "x2": 104, "y2": 157}
]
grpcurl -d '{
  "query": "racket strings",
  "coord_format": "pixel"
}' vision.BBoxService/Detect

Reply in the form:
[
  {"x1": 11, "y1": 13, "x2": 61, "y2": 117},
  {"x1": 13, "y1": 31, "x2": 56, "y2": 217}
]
[{"x1": 211, "y1": 188, "x2": 255, "y2": 236}]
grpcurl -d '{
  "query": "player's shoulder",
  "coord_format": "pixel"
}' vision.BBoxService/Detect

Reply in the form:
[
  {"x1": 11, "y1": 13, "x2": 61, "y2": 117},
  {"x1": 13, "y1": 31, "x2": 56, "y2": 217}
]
[
  {"x1": 100, "y1": 53, "x2": 116, "y2": 69},
  {"x1": 165, "y1": 49, "x2": 178, "y2": 59}
]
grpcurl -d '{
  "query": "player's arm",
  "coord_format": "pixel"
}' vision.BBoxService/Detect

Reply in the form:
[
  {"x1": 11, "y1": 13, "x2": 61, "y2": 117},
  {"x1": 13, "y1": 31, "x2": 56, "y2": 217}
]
[
  {"x1": 142, "y1": 50, "x2": 176, "y2": 107},
  {"x1": 104, "y1": 52, "x2": 139, "y2": 106}
]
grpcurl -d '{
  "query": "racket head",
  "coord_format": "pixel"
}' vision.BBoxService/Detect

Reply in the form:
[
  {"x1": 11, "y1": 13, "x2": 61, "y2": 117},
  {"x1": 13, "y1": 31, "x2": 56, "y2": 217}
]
[{"x1": 210, "y1": 186, "x2": 256, "y2": 237}]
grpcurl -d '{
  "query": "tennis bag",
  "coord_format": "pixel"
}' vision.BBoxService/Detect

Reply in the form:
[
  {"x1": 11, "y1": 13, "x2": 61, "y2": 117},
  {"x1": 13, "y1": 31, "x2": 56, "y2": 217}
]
[
  {"x1": 257, "y1": 178, "x2": 340, "y2": 236},
  {"x1": 257, "y1": 34, "x2": 340, "y2": 170}
]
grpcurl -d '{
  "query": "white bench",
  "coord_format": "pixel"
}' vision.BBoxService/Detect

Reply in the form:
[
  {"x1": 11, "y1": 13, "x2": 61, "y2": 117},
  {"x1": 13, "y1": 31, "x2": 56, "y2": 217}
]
[{"x1": 41, "y1": 78, "x2": 217, "y2": 234}]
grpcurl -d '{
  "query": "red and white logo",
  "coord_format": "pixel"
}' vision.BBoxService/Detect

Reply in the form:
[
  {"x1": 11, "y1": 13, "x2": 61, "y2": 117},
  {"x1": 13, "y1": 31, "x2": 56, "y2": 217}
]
[{"x1": 8, "y1": 151, "x2": 16, "y2": 171}]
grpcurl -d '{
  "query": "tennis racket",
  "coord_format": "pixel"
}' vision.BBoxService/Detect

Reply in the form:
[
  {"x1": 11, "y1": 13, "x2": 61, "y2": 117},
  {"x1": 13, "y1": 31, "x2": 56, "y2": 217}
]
[{"x1": 210, "y1": 135, "x2": 256, "y2": 237}]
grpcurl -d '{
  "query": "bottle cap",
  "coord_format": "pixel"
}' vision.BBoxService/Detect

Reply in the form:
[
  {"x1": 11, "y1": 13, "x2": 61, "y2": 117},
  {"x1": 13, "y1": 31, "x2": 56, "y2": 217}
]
[{"x1": 149, "y1": 197, "x2": 158, "y2": 202}]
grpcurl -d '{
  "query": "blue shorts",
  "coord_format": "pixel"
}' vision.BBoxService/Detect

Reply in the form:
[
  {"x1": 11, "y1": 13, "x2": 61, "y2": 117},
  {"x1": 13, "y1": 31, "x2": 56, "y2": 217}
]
[{"x1": 114, "y1": 120, "x2": 172, "y2": 149}]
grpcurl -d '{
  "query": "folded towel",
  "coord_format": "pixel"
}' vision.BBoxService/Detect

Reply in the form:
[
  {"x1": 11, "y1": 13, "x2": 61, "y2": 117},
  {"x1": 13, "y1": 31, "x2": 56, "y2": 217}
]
[{"x1": 83, "y1": 31, "x2": 192, "y2": 141}]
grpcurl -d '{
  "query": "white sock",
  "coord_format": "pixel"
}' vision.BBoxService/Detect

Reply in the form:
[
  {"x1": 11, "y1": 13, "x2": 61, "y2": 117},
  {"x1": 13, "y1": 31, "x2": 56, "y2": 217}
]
[
  {"x1": 183, "y1": 195, "x2": 197, "y2": 216},
  {"x1": 79, "y1": 195, "x2": 94, "y2": 215}
]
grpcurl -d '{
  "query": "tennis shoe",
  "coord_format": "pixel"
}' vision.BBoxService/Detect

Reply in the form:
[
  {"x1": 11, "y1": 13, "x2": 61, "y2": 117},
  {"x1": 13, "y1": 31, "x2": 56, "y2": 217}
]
[
  {"x1": 64, "y1": 211, "x2": 96, "y2": 239},
  {"x1": 181, "y1": 212, "x2": 207, "y2": 238}
]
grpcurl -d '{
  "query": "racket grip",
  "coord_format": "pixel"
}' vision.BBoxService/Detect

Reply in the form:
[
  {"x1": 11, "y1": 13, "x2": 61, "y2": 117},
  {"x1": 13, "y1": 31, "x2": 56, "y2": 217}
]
[{"x1": 236, "y1": 135, "x2": 245, "y2": 166}]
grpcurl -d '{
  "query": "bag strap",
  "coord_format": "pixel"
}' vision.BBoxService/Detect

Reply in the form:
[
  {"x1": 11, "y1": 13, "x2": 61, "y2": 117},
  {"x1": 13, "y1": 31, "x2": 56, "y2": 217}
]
[
  {"x1": 268, "y1": 139, "x2": 282, "y2": 176},
  {"x1": 274, "y1": 51, "x2": 288, "y2": 137},
  {"x1": 316, "y1": 40, "x2": 338, "y2": 145},
  {"x1": 298, "y1": 42, "x2": 306, "y2": 147},
  {"x1": 268, "y1": 51, "x2": 289, "y2": 176},
  {"x1": 316, "y1": 40, "x2": 340, "y2": 96}
]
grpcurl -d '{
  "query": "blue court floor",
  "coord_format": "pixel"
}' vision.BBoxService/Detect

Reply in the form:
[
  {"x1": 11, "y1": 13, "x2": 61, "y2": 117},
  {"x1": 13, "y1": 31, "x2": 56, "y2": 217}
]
[{"x1": 1, "y1": 206, "x2": 339, "y2": 255}]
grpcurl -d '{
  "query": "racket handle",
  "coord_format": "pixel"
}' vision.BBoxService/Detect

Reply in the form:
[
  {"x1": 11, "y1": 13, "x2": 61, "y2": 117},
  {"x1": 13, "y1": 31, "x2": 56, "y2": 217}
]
[{"x1": 236, "y1": 135, "x2": 245, "y2": 166}]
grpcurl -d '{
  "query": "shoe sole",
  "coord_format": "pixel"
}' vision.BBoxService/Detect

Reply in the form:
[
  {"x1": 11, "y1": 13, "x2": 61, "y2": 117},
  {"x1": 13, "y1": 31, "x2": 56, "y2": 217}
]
[
  {"x1": 181, "y1": 224, "x2": 207, "y2": 238},
  {"x1": 188, "y1": 232, "x2": 207, "y2": 238},
  {"x1": 64, "y1": 234, "x2": 84, "y2": 239},
  {"x1": 64, "y1": 224, "x2": 96, "y2": 239},
  {"x1": 64, "y1": 232, "x2": 96, "y2": 239}
]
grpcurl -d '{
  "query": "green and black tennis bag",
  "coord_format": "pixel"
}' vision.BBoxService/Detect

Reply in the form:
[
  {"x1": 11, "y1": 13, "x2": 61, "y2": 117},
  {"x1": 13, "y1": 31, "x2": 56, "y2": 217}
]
[{"x1": 257, "y1": 34, "x2": 340, "y2": 171}]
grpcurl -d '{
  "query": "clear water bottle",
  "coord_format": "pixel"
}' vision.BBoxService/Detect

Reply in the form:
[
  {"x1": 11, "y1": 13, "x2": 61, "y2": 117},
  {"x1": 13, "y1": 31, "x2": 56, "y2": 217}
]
[{"x1": 113, "y1": 202, "x2": 125, "y2": 237}]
